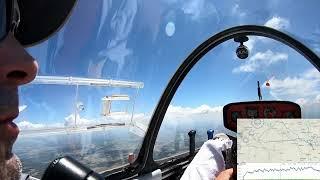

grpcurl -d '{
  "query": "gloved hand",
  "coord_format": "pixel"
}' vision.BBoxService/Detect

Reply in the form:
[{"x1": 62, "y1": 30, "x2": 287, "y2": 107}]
[{"x1": 180, "y1": 133, "x2": 233, "y2": 180}]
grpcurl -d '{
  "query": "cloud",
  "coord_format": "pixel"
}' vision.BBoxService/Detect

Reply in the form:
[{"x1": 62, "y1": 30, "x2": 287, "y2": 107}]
[
  {"x1": 241, "y1": 16, "x2": 290, "y2": 53},
  {"x1": 294, "y1": 97, "x2": 320, "y2": 118},
  {"x1": 181, "y1": 0, "x2": 219, "y2": 21},
  {"x1": 295, "y1": 98, "x2": 308, "y2": 107},
  {"x1": 303, "y1": 67, "x2": 320, "y2": 79},
  {"x1": 166, "y1": 104, "x2": 222, "y2": 117},
  {"x1": 264, "y1": 68, "x2": 320, "y2": 118},
  {"x1": 156, "y1": 104, "x2": 233, "y2": 144},
  {"x1": 64, "y1": 113, "x2": 93, "y2": 127},
  {"x1": 303, "y1": 30, "x2": 320, "y2": 55},
  {"x1": 244, "y1": 38, "x2": 256, "y2": 52},
  {"x1": 233, "y1": 50, "x2": 288, "y2": 73},
  {"x1": 17, "y1": 121, "x2": 45, "y2": 130},
  {"x1": 163, "y1": 104, "x2": 224, "y2": 128},
  {"x1": 264, "y1": 16, "x2": 290, "y2": 30},
  {"x1": 18, "y1": 104, "x2": 225, "y2": 133},
  {"x1": 124, "y1": 104, "x2": 224, "y2": 135},
  {"x1": 266, "y1": 68, "x2": 320, "y2": 100},
  {"x1": 239, "y1": 66, "x2": 320, "y2": 118},
  {"x1": 64, "y1": 112, "x2": 141, "y2": 127}
]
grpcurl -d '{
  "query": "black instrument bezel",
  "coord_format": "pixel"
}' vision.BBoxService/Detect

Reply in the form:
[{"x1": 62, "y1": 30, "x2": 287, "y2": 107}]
[{"x1": 223, "y1": 101, "x2": 302, "y2": 132}]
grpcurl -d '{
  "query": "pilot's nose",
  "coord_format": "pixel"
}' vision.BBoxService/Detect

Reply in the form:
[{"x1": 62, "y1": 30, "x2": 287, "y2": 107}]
[{"x1": 0, "y1": 34, "x2": 38, "y2": 86}]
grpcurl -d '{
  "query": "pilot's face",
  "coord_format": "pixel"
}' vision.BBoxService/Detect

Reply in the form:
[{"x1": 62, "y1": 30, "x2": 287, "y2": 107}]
[{"x1": 0, "y1": 34, "x2": 38, "y2": 179}]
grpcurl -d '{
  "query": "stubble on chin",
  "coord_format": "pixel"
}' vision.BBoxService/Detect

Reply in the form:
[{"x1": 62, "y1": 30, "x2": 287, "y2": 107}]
[
  {"x1": 0, "y1": 84, "x2": 21, "y2": 179},
  {"x1": 0, "y1": 145, "x2": 22, "y2": 180}
]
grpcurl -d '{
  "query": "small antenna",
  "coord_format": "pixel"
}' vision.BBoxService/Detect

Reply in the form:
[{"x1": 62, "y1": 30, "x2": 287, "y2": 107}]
[{"x1": 257, "y1": 81, "x2": 262, "y2": 100}]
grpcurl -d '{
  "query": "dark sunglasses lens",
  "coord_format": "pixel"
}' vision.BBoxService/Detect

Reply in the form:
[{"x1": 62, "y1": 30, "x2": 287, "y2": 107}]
[{"x1": 0, "y1": 0, "x2": 6, "y2": 41}]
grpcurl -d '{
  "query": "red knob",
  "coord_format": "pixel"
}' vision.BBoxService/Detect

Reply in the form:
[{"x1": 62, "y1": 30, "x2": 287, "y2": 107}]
[{"x1": 266, "y1": 82, "x2": 270, "y2": 87}]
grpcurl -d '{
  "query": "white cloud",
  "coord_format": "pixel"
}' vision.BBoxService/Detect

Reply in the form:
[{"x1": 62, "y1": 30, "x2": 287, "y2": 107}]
[
  {"x1": 181, "y1": 0, "x2": 219, "y2": 21},
  {"x1": 295, "y1": 98, "x2": 308, "y2": 106},
  {"x1": 163, "y1": 104, "x2": 223, "y2": 128},
  {"x1": 17, "y1": 112, "x2": 150, "y2": 134},
  {"x1": 158, "y1": 104, "x2": 234, "y2": 138},
  {"x1": 269, "y1": 77, "x2": 318, "y2": 98},
  {"x1": 17, "y1": 121, "x2": 45, "y2": 130},
  {"x1": 251, "y1": 50, "x2": 288, "y2": 64},
  {"x1": 167, "y1": 104, "x2": 222, "y2": 116},
  {"x1": 64, "y1": 113, "x2": 142, "y2": 127},
  {"x1": 241, "y1": 16, "x2": 290, "y2": 53},
  {"x1": 18, "y1": 104, "x2": 235, "y2": 138},
  {"x1": 18, "y1": 104, "x2": 225, "y2": 133},
  {"x1": 294, "y1": 97, "x2": 320, "y2": 118},
  {"x1": 303, "y1": 68, "x2": 320, "y2": 79},
  {"x1": 233, "y1": 50, "x2": 288, "y2": 73},
  {"x1": 266, "y1": 68, "x2": 320, "y2": 100},
  {"x1": 264, "y1": 16, "x2": 290, "y2": 30},
  {"x1": 64, "y1": 113, "x2": 93, "y2": 127},
  {"x1": 129, "y1": 105, "x2": 225, "y2": 137},
  {"x1": 244, "y1": 38, "x2": 256, "y2": 52},
  {"x1": 261, "y1": 68, "x2": 320, "y2": 118}
]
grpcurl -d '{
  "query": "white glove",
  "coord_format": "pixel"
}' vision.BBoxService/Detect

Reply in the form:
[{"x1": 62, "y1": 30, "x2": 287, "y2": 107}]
[{"x1": 180, "y1": 133, "x2": 233, "y2": 180}]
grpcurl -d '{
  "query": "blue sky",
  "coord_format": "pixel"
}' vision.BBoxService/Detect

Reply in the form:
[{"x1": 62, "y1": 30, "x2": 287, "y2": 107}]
[{"x1": 17, "y1": 0, "x2": 320, "y2": 129}]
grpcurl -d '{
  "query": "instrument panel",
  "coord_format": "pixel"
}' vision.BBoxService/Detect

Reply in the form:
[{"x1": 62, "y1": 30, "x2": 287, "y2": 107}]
[{"x1": 223, "y1": 101, "x2": 301, "y2": 132}]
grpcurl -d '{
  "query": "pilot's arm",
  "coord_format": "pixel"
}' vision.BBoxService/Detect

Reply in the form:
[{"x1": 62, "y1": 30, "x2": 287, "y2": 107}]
[{"x1": 180, "y1": 134, "x2": 232, "y2": 180}]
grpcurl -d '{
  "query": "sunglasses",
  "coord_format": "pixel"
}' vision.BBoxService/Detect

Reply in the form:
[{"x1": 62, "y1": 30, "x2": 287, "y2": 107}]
[{"x1": 0, "y1": 0, "x2": 20, "y2": 42}]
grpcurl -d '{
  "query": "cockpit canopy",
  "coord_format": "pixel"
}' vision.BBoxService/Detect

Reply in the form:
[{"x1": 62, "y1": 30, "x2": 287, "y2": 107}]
[{"x1": 15, "y1": 0, "x2": 320, "y2": 178}]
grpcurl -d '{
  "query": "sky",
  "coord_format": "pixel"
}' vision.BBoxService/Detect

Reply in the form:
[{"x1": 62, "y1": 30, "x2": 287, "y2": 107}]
[{"x1": 16, "y1": 0, "x2": 320, "y2": 131}]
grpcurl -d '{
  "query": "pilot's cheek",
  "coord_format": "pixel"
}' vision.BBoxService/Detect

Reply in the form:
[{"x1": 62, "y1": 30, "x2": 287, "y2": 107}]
[{"x1": 0, "y1": 33, "x2": 38, "y2": 86}]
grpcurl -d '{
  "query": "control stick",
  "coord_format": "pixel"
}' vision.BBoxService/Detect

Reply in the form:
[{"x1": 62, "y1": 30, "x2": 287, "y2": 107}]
[
  {"x1": 207, "y1": 129, "x2": 214, "y2": 140},
  {"x1": 188, "y1": 130, "x2": 196, "y2": 157}
]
